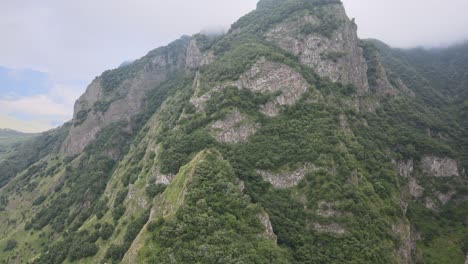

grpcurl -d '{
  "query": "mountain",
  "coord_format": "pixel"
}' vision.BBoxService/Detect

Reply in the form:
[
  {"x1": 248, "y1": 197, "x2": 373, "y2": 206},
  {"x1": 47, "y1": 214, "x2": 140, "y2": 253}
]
[
  {"x1": 0, "y1": 128, "x2": 37, "y2": 144},
  {"x1": 0, "y1": 0, "x2": 467, "y2": 263},
  {"x1": 0, "y1": 129, "x2": 38, "y2": 163}
]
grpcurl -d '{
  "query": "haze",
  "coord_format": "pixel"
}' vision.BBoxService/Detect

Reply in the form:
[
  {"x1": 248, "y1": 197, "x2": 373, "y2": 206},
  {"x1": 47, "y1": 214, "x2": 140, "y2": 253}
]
[{"x1": 1, "y1": 0, "x2": 467, "y2": 132}]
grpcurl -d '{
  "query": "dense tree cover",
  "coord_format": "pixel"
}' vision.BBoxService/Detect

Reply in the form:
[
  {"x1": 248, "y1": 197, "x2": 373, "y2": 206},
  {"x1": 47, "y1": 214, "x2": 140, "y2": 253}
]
[
  {"x1": 1, "y1": 0, "x2": 466, "y2": 262},
  {"x1": 100, "y1": 36, "x2": 192, "y2": 93},
  {"x1": 0, "y1": 123, "x2": 70, "y2": 188},
  {"x1": 103, "y1": 212, "x2": 150, "y2": 263},
  {"x1": 3, "y1": 240, "x2": 16, "y2": 252},
  {"x1": 99, "y1": 222, "x2": 115, "y2": 240},
  {"x1": 144, "y1": 150, "x2": 290, "y2": 263},
  {"x1": 26, "y1": 155, "x2": 115, "y2": 232},
  {"x1": 232, "y1": 0, "x2": 342, "y2": 35},
  {"x1": 150, "y1": 34, "x2": 467, "y2": 263},
  {"x1": 145, "y1": 182, "x2": 167, "y2": 199},
  {"x1": 32, "y1": 230, "x2": 99, "y2": 264},
  {"x1": 367, "y1": 39, "x2": 468, "y2": 169}
]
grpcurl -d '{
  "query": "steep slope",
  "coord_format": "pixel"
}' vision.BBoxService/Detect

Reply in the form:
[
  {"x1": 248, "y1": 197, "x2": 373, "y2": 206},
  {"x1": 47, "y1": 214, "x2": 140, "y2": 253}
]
[{"x1": 0, "y1": 0, "x2": 467, "y2": 263}]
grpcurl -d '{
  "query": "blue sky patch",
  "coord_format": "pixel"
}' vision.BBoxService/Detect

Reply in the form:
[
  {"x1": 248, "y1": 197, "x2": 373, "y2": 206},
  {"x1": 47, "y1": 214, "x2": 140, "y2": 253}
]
[{"x1": 0, "y1": 66, "x2": 50, "y2": 99}]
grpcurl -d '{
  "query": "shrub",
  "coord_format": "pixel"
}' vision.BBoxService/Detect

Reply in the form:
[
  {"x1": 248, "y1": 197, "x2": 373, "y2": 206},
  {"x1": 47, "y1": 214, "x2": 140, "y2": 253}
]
[
  {"x1": 100, "y1": 222, "x2": 115, "y2": 240},
  {"x1": 112, "y1": 205, "x2": 126, "y2": 221},
  {"x1": 3, "y1": 239, "x2": 17, "y2": 252},
  {"x1": 114, "y1": 189, "x2": 128, "y2": 208},
  {"x1": 145, "y1": 183, "x2": 167, "y2": 199},
  {"x1": 32, "y1": 195, "x2": 47, "y2": 206}
]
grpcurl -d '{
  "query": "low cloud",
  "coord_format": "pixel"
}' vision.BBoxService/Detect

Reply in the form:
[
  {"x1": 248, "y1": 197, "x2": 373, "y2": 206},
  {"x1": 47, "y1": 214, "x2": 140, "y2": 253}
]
[
  {"x1": 0, "y1": 95, "x2": 70, "y2": 117},
  {"x1": 0, "y1": 67, "x2": 83, "y2": 132}
]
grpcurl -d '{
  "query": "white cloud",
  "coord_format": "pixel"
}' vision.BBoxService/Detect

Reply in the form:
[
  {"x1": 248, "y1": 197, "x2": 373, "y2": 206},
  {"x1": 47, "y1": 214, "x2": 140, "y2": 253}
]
[
  {"x1": 0, "y1": 95, "x2": 71, "y2": 117},
  {"x1": 1, "y1": 0, "x2": 467, "y2": 132},
  {"x1": 342, "y1": 0, "x2": 468, "y2": 48}
]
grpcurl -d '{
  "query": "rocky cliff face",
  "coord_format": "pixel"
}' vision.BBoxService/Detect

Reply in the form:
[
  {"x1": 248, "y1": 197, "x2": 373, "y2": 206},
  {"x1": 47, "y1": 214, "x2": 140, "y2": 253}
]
[
  {"x1": 265, "y1": 2, "x2": 369, "y2": 94},
  {"x1": 61, "y1": 37, "x2": 204, "y2": 156},
  {"x1": 421, "y1": 156, "x2": 460, "y2": 177},
  {"x1": 1, "y1": 1, "x2": 467, "y2": 264}
]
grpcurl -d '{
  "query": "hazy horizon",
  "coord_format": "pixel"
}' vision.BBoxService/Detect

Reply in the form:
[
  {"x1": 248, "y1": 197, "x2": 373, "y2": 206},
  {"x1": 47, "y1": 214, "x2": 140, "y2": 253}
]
[{"x1": 1, "y1": 0, "x2": 468, "y2": 133}]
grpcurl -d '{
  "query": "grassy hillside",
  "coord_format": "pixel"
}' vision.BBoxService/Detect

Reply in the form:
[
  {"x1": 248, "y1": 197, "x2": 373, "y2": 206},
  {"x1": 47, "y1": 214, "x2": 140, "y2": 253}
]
[{"x1": 0, "y1": 0, "x2": 466, "y2": 263}]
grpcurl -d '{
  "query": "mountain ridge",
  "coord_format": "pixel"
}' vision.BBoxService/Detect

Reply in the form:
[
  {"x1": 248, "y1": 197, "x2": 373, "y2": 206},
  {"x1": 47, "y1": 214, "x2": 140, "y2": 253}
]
[{"x1": 0, "y1": 0, "x2": 467, "y2": 263}]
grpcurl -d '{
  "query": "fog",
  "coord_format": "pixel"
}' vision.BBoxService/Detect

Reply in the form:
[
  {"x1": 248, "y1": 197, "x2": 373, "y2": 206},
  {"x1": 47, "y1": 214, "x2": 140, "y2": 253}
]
[{"x1": 1, "y1": 0, "x2": 467, "y2": 132}]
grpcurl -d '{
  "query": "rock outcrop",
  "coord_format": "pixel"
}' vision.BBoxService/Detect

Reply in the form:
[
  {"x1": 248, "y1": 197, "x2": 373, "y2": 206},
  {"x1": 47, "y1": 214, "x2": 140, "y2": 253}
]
[
  {"x1": 312, "y1": 222, "x2": 346, "y2": 235},
  {"x1": 392, "y1": 221, "x2": 416, "y2": 264},
  {"x1": 191, "y1": 58, "x2": 310, "y2": 116},
  {"x1": 210, "y1": 109, "x2": 258, "y2": 143},
  {"x1": 61, "y1": 37, "x2": 205, "y2": 156},
  {"x1": 258, "y1": 211, "x2": 277, "y2": 242},
  {"x1": 237, "y1": 58, "x2": 310, "y2": 116},
  {"x1": 421, "y1": 156, "x2": 460, "y2": 177},
  {"x1": 316, "y1": 201, "x2": 345, "y2": 218},
  {"x1": 257, "y1": 163, "x2": 316, "y2": 188},
  {"x1": 396, "y1": 159, "x2": 414, "y2": 178},
  {"x1": 265, "y1": 3, "x2": 369, "y2": 94},
  {"x1": 408, "y1": 177, "x2": 424, "y2": 198}
]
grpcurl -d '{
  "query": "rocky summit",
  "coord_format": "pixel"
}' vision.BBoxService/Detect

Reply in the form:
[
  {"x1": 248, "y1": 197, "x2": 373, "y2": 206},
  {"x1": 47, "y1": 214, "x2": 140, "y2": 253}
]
[{"x1": 1, "y1": 0, "x2": 467, "y2": 263}]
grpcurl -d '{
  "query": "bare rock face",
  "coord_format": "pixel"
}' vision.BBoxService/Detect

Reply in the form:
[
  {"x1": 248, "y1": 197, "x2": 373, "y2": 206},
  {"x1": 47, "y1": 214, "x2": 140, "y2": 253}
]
[
  {"x1": 392, "y1": 221, "x2": 416, "y2": 264},
  {"x1": 365, "y1": 48, "x2": 415, "y2": 98},
  {"x1": 257, "y1": 163, "x2": 316, "y2": 188},
  {"x1": 61, "y1": 37, "x2": 197, "y2": 156},
  {"x1": 265, "y1": 4, "x2": 369, "y2": 94},
  {"x1": 258, "y1": 211, "x2": 277, "y2": 242},
  {"x1": 421, "y1": 156, "x2": 460, "y2": 177},
  {"x1": 190, "y1": 58, "x2": 310, "y2": 116},
  {"x1": 436, "y1": 191, "x2": 456, "y2": 205},
  {"x1": 424, "y1": 197, "x2": 437, "y2": 210},
  {"x1": 339, "y1": 114, "x2": 354, "y2": 137},
  {"x1": 316, "y1": 201, "x2": 345, "y2": 218},
  {"x1": 312, "y1": 222, "x2": 346, "y2": 235},
  {"x1": 408, "y1": 178, "x2": 424, "y2": 199},
  {"x1": 237, "y1": 58, "x2": 310, "y2": 116},
  {"x1": 397, "y1": 159, "x2": 414, "y2": 178},
  {"x1": 210, "y1": 109, "x2": 258, "y2": 143},
  {"x1": 185, "y1": 39, "x2": 203, "y2": 69}
]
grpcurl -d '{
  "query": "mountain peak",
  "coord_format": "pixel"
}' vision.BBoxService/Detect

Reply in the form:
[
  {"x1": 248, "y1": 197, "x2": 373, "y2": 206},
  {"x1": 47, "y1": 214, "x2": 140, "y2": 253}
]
[{"x1": 0, "y1": 2, "x2": 467, "y2": 264}]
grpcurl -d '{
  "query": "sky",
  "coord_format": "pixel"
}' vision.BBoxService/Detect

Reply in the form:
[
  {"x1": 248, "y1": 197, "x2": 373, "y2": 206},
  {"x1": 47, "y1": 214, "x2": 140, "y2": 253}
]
[{"x1": 1, "y1": 0, "x2": 467, "y2": 132}]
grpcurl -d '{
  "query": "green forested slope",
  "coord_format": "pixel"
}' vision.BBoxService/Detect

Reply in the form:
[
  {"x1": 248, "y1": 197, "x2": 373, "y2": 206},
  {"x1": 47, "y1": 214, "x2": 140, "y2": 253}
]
[{"x1": 0, "y1": 0, "x2": 467, "y2": 263}]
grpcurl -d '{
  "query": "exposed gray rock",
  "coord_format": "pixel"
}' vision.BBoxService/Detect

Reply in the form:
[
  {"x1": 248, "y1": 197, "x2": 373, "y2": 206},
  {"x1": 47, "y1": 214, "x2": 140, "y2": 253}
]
[
  {"x1": 201, "y1": 51, "x2": 216, "y2": 66},
  {"x1": 265, "y1": 5, "x2": 369, "y2": 94},
  {"x1": 421, "y1": 156, "x2": 460, "y2": 177},
  {"x1": 185, "y1": 39, "x2": 203, "y2": 69},
  {"x1": 408, "y1": 178, "x2": 424, "y2": 198},
  {"x1": 127, "y1": 184, "x2": 148, "y2": 211},
  {"x1": 237, "y1": 58, "x2": 310, "y2": 116},
  {"x1": 392, "y1": 221, "x2": 416, "y2": 264},
  {"x1": 258, "y1": 211, "x2": 277, "y2": 242},
  {"x1": 313, "y1": 222, "x2": 346, "y2": 235},
  {"x1": 436, "y1": 191, "x2": 456, "y2": 205},
  {"x1": 339, "y1": 114, "x2": 353, "y2": 137},
  {"x1": 210, "y1": 109, "x2": 258, "y2": 143},
  {"x1": 316, "y1": 201, "x2": 345, "y2": 218},
  {"x1": 190, "y1": 82, "x2": 233, "y2": 112},
  {"x1": 366, "y1": 52, "x2": 414, "y2": 98},
  {"x1": 190, "y1": 58, "x2": 310, "y2": 116},
  {"x1": 397, "y1": 159, "x2": 414, "y2": 178},
  {"x1": 424, "y1": 197, "x2": 437, "y2": 210},
  {"x1": 257, "y1": 163, "x2": 316, "y2": 188},
  {"x1": 62, "y1": 38, "x2": 195, "y2": 156}
]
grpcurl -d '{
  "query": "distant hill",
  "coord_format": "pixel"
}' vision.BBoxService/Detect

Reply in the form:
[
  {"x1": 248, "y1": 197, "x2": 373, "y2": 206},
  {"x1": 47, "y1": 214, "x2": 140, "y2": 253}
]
[
  {"x1": 0, "y1": 128, "x2": 37, "y2": 145},
  {"x1": 0, "y1": 0, "x2": 467, "y2": 263}
]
